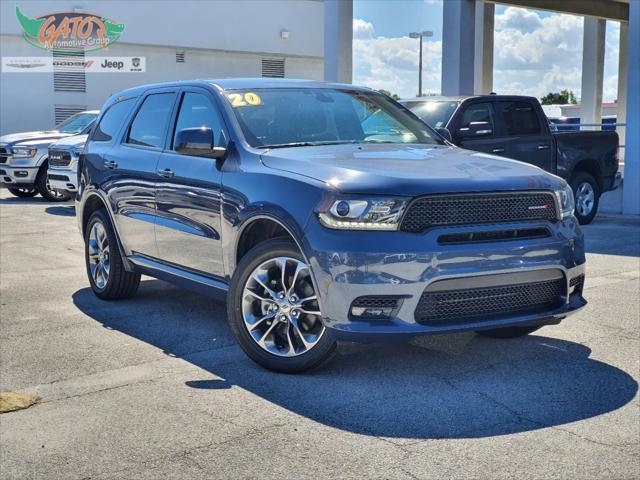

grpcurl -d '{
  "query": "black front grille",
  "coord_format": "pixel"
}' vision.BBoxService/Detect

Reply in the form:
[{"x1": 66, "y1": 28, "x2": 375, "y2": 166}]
[
  {"x1": 415, "y1": 278, "x2": 565, "y2": 325},
  {"x1": 48, "y1": 150, "x2": 71, "y2": 167},
  {"x1": 401, "y1": 192, "x2": 559, "y2": 233},
  {"x1": 0, "y1": 147, "x2": 8, "y2": 164},
  {"x1": 47, "y1": 174, "x2": 69, "y2": 181},
  {"x1": 350, "y1": 296, "x2": 403, "y2": 320}
]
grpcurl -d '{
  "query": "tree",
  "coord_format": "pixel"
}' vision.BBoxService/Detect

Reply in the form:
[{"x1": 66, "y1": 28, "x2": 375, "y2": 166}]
[
  {"x1": 540, "y1": 89, "x2": 577, "y2": 105},
  {"x1": 378, "y1": 89, "x2": 401, "y2": 100}
]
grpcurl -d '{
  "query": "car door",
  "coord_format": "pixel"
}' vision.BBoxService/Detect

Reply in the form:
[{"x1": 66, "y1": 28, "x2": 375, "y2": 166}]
[
  {"x1": 451, "y1": 101, "x2": 509, "y2": 157},
  {"x1": 110, "y1": 89, "x2": 178, "y2": 258},
  {"x1": 496, "y1": 100, "x2": 554, "y2": 171},
  {"x1": 154, "y1": 88, "x2": 226, "y2": 277}
]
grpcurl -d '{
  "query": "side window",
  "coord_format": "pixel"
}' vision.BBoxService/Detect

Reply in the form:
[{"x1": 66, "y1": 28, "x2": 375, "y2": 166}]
[
  {"x1": 126, "y1": 93, "x2": 175, "y2": 148},
  {"x1": 92, "y1": 98, "x2": 135, "y2": 142},
  {"x1": 500, "y1": 101, "x2": 541, "y2": 135},
  {"x1": 172, "y1": 92, "x2": 225, "y2": 148},
  {"x1": 459, "y1": 102, "x2": 495, "y2": 132}
]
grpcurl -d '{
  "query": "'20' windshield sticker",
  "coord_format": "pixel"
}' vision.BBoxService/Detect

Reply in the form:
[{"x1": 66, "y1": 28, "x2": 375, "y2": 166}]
[{"x1": 226, "y1": 92, "x2": 262, "y2": 107}]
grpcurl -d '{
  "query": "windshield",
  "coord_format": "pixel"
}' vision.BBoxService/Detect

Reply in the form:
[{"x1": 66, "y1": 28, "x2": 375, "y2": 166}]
[
  {"x1": 224, "y1": 88, "x2": 443, "y2": 148},
  {"x1": 403, "y1": 101, "x2": 459, "y2": 129},
  {"x1": 56, "y1": 113, "x2": 98, "y2": 134}
]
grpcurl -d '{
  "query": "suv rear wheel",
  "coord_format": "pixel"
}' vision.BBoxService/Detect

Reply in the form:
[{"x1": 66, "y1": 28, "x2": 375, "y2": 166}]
[
  {"x1": 85, "y1": 209, "x2": 140, "y2": 300},
  {"x1": 227, "y1": 238, "x2": 336, "y2": 373}
]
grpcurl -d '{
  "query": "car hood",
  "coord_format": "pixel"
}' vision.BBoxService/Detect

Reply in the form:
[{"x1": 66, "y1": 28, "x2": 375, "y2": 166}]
[
  {"x1": 49, "y1": 134, "x2": 89, "y2": 149},
  {"x1": 261, "y1": 144, "x2": 563, "y2": 196},
  {"x1": 0, "y1": 130, "x2": 70, "y2": 147}
]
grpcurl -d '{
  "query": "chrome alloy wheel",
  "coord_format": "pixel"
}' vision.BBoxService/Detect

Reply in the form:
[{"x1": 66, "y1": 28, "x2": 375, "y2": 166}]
[
  {"x1": 241, "y1": 257, "x2": 325, "y2": 357},
  {"x1": 88, "y1": 222, "x2": 110, "y2": 289},
  {"x1": 576, "y1": 181, "x2": 595, "y2": 217}
]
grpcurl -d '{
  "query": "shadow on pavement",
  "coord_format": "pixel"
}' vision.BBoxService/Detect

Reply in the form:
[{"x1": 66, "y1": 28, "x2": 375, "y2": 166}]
[
  {"x1": 72, "y1": 280, "x2": 638, "y2": 440},
  {"x1": 45, "y1": 205, "x2": 76, "y2": 217},
  {"x1": 0, "y1": 196, "x2": 48, "y2": 205}
]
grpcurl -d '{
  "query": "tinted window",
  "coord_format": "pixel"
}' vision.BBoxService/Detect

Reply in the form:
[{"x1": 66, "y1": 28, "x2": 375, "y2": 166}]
[
  {"x1": 459, "y1": 103, "x2": 495, "y2": 132},
  {"x1": 404, "y1": 101, "x2": 459, "y2": 128},
  {"x1": 93, "y1": 99, "x2": 135, "y2": 142},
  {"x1": 173, "y1": 92, "x2": 225, "y2": 149},
  {"x1": 127, "y1": 93, "x2": 175, "y2": 148},
  {"x1": 225, "y1": 88, "x2": 442, "y2": 148},
  {"x1": 500, "y1": 101, "x2": 540, "y2": 135}
]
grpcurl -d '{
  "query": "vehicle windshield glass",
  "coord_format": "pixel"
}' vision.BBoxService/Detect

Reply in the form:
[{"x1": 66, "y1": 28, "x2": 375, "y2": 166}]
[
  {"x1": 403, "y1": 101, "x2": 459, "y2": 129},
  {"x1": 224, "y1": 88, "x2": 443, "y2": 148},
  {"x1": 56, "y1": 113, "x2": 98, "y2": 134}
]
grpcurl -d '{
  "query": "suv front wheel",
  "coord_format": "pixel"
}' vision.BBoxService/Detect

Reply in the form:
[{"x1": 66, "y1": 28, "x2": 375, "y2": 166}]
[
  {"x1": 227, "y1": 238, "x2": 336, "y2": 373},
  {"x1": 85, "y1": 209, "x2": 141, "y2": 300}
]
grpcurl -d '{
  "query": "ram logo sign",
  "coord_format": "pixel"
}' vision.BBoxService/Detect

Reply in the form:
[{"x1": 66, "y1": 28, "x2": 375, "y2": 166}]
[{"x1": 15, "y1": 6, "x2": 125, "y2": 52}]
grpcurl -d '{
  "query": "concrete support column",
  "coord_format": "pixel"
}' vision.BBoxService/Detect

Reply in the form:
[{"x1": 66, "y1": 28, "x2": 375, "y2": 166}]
[
  {"x1": 324, "y1": 0, "x2": 353, "y2": 83},
  {"x1": 623, "y1": 0, "x2": 639, "y2": 215},
  {"x1": 616, "y1": 21, "x2": 628, "y2": 161},
  {"x1": 580, "y1": 17, "x2": 606, "y2": 130},
  {"x1": 474, "y1": 1, "x2": 494, "y2": 94},
  {"x1": 442, "y1": 0, "x2": 476, "y2": 95}
]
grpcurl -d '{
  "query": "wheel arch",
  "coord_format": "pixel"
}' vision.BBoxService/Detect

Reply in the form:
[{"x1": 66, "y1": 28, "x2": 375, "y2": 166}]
[{"x1": 571, "y1": 159, "x2": 603, "y2": 192}]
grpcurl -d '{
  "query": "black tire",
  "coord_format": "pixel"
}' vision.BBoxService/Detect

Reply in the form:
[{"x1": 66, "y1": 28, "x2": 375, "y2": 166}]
[
  {"x1": 36, "y1": 163, "x2": 72, "y2": 202},
  {"x1": 476, "y1": 325, "x2": 542, "y2": 339},
  {"x1": 571, "y1": 171, "x2": 600, "y2": 225},
  {"x1": 8, "y1": 187, "x2": 37, "y2": 198},
  {"x1": 227, "y1": 238, "x2": 337, "y2": 373},
  {"x1": 85, "y1": 209, "x2": 140, "y2": 300}
]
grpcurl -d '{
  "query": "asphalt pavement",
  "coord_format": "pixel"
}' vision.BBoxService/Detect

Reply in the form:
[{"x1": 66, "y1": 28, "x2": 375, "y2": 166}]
[{"x1": 1, "y1": 189, "x2": 638, "y2": 479}]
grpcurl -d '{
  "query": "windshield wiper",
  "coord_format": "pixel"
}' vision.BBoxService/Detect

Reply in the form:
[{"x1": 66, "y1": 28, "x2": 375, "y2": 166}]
[{"x1": 262, "y1": 140, "x2": 358, "y2": 149}]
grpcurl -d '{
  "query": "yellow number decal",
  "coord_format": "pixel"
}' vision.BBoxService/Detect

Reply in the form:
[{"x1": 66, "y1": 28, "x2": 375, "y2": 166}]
[
  {"x1": 227, "y1": 93, "x2": 247, "y2": 107},
  {"x1": 244, "y1": 92, "x2": 262, "y2": 105}
]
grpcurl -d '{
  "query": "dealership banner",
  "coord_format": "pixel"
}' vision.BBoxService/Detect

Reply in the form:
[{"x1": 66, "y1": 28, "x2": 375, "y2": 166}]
[{"x1": 1, "y1": 57, "x2": 146, "y2": 73}]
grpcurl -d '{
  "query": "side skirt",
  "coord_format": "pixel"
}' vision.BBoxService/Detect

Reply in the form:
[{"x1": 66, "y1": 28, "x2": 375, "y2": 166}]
[{"x1": 128, "y1": 255, "x2": 229, "y2": 301}]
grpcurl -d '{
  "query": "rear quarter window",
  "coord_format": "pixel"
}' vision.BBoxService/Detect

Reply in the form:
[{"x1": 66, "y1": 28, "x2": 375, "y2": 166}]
[
  {"x1": 92, "y1": 98, "x2": 136, "y2": 142},
  {"x1": 500, "y1": 101, "x2": 541, "y2": 135}
]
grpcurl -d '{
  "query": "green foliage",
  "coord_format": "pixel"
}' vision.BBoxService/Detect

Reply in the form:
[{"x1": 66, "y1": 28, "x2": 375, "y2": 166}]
[
  {"x1": 378, "y1": 89, "x2": 401, "y2": 101},
  {"x1": 540, "y1": 89, "x2": 577, "y2": 105}
]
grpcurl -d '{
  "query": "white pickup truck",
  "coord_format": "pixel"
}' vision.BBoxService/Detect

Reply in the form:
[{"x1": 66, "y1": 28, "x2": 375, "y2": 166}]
[
  {"x1": 0, "y1": 111, "x2": 98, "y2": 201},
  {"x1": 47, "y1": 133, "x2": 89, "y2": 197}
]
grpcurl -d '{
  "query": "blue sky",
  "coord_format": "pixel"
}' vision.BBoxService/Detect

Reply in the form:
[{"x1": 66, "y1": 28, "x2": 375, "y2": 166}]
[{"x1": 353, "y1": 0, "x2": 621, "y2": 101}]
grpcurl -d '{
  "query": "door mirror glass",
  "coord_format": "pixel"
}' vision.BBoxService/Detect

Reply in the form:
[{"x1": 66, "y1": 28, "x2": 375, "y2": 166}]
[
  {"x1": 458, "y1": 121, "x2": 493, "y2": 138},
  {"x1": 175, "y1": 127, "x2": 225, "y2": 158},
  {"x1": 435, "y1": 127, "x2": 452, "y2": 142}
]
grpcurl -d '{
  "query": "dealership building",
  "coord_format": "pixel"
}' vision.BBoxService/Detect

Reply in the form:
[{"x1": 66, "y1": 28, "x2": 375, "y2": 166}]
[{"x1": 0, "y1": 0, "x2": 324, "y2": 134}]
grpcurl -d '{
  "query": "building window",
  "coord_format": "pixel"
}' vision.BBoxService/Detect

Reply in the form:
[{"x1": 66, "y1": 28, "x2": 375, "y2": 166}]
[
  {"x1": 53, "y1": 50, "x2": 86, "y2": 92},
  {"x1": 176, "y1": 50, "x2": 185, "y2": 63},
  {"x1": 261, "y1": 58, "x2": 285, "y2": 78},
  {"x1": 55, "y1": 105, "x2": 87, "y2": 125}
]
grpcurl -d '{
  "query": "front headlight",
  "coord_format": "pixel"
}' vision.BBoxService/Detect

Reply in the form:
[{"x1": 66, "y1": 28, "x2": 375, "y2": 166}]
[
  {"x1": 555, "y1": 183, "x2": 575, "y2": 219},
  {"x1": 11, "y1": 146, "x2": 37, "y2": 158},
  {"x1": 317, "y1": 196, "x2": 408, "y2": 230}
]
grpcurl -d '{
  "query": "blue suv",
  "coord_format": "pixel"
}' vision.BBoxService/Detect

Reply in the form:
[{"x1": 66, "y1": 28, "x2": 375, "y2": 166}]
[{"x1": 77, "y1": 79, "x2": 586, "y2": 372}]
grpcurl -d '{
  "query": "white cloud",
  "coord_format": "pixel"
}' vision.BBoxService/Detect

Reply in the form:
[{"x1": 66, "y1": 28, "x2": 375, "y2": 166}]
[
  {"x1": 353, "y1": 18, "x2": 374, "y2": 40},
  {"x1": 353, "y1": 18, "x2": 441, "y2": 98},
  {"x1": 494, "y1": 6, "x2": 542, "y2": 32}
]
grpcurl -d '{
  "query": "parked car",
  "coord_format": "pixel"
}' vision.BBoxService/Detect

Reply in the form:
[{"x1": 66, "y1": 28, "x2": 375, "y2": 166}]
[
  {"x1": 401, "y1": 95, "x2": 620, "y2": 224},
  {"x1": 77, "y1": 79, "x2": 586, "y2": 373},
  {"x1": 0, "y1": 111, "x2": 98, "y2": 201},
  {"x1": 47, "y1": 133, "x2": 90, "y2": 196}
]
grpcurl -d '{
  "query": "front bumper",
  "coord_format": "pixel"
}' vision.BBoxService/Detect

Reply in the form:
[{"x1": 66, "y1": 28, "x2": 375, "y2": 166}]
[
  {"x1": 303, "y1": 217, "x2": 587, "y2": 341},
  {"x1": 47, "y1": 166, "x2": 78, "y2": 192},
  {"x1": 0, "y1": 165, "x2": 39, "y2": 188}
]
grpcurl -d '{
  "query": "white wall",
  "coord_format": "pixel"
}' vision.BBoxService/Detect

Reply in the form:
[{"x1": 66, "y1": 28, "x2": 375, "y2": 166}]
[{"x1": 0, "y1": 1, "x2": 324, "y2": 134}]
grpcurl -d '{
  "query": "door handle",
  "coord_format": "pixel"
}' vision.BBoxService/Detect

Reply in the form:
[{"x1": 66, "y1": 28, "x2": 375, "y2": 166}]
[
  {"x1": 157, "y1": 168, "x2": 174, "y2": 178},
  {"x1": 492, "y1": 148, "x2": 505, "y2": 153},
  {"x1": 537, "y1": 144, "x2": 550, "y2": 150},
  {"x1": 103, "y1": 160, "x2": 118, "y2": 169}
]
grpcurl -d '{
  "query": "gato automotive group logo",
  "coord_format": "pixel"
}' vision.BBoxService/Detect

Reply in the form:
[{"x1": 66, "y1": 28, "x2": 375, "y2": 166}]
[{"x1": 16, "y1": 6, "x2": 124, "y2": 52}]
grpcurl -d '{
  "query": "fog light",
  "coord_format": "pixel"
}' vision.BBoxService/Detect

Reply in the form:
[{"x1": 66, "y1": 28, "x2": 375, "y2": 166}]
[
  {"x1": 15, "y1": 171, "x2": 28, "y2": 177},
  {"x1": 350, "y1": 296, "x2": 404, "y2": 320}
]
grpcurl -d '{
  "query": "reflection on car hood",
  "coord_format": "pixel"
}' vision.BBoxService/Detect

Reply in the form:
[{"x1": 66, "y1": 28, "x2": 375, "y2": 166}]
[
  {"x1": 0, "y1": 130, "x2": 70, "y2": 147},
  {"x1": 261, "y1": 144, "x2": 563, "y2": 196},
  {"x1": 49, "y1": 134, "x2": 89, "y2": 149}
]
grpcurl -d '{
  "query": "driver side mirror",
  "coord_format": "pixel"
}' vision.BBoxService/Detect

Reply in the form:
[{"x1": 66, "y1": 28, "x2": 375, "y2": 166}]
[
  {"x1": 175, "y1": 127, "x2": 226, "y2": 159},
  {"x1": 435, "y1": 127, "x2": 452, "y2": 142},
  {"x1": 457, "y1": 121, "x2": 493, "y2": 138}
]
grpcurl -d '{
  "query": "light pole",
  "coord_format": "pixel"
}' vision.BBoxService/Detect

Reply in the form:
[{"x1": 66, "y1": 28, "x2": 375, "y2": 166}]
[{"x1": 409, "y1": 30, "x2": 433, "y2": 97}]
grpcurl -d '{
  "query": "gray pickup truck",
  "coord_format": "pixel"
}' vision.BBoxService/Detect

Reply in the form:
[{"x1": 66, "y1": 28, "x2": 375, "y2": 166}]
[{"x1": 402, "y1": 95, "x2": 620, "y2": 224}]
